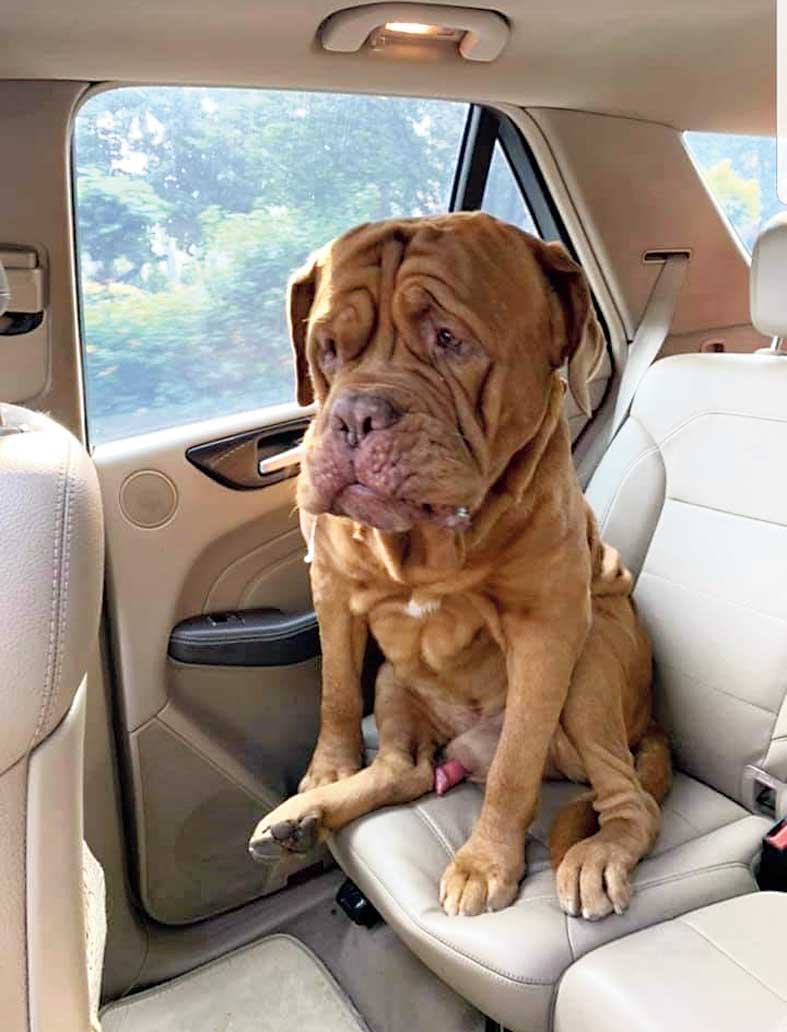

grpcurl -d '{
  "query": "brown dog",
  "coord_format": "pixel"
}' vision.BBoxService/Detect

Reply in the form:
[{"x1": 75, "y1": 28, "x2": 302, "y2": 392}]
[{"x1": 249, "y1": 213, "x2": 671, "y2": 920}]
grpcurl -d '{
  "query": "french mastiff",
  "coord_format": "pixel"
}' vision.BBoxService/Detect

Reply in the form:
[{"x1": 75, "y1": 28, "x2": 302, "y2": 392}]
[{"x1": 249, "y1": 213, "x2": 670, "y2": 920}]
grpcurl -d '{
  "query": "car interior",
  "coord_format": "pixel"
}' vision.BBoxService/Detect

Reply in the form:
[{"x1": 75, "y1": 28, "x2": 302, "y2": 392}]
[{"x1": 2, "y1": 2, "x2": 787, "y2": 1030}]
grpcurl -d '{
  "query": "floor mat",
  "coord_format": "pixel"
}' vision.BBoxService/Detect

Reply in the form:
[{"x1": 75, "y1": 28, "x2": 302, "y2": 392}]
[{"x1": 101, "y1": 934, "x2": 369, "y2": 1032}]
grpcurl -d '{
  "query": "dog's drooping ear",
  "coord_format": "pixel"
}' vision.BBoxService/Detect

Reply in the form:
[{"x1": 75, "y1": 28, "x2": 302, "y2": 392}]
[
  {"x1": 537, "y1": 241, "x2": 605, "y2": 418},
  {"x1": 287, "y1": 257, "x2": 318, "y2": 407}
]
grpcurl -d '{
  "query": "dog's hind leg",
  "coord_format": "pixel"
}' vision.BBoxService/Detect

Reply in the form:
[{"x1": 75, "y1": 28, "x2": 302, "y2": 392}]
[
  {"x1": 548, "y1": 721, "x2": 672, "y2": 872},
  {"x1": 551, "y1": 644, "x2": 665, "y2": 920},
  {"x1": 633, "y1": 722, "x2": 672, "y2": 804},
  {"x1": 548, "y1": 790, "x2": 599, "y2": 871},
  {"x1": 249, "y1": 664, "x2": 437, "y2": 860}
]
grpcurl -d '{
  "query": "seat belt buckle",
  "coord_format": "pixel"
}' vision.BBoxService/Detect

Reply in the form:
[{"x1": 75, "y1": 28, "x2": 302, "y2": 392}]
[
  {"x1": 757, "y1": 818, "x2": 787, "y2": 891},
  {"x1": 742, "y1": 765, "x2": 787, "y2": 820}
]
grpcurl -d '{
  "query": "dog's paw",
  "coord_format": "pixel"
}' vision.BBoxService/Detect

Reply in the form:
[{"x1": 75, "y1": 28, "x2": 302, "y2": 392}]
[
  {"x1": 248, "y1": 805, "x2": 324, "y2": 863},
  {"x1": 298, "y1": 745, "x2": 362, "y2": 792},
  {"x1": 556, "y1": 837, "x2": 633, "y2": 920},
  {"x1": 439, "y1": 841, "x2": 523, "y2": 917}
]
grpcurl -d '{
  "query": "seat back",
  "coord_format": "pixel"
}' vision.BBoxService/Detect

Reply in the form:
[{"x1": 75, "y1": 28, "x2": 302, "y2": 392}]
[
  {"x1": 0, "y1": 404, "x2": 104, "y2": 1031},
  {"x1": 587, "y1": 214, "x2": 787, "y2": 814},
  {"x1": 588, "y1": 353, "x2": 787, "y2": 808}
]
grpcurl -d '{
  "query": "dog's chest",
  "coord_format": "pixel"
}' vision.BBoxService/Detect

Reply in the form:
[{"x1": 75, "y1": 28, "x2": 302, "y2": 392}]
[{"x1": 361, "y1": 586, "x2": 497, "y2": 677}]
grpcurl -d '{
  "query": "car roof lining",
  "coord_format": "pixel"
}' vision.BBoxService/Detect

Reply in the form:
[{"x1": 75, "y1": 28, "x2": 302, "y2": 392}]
[{"x1": 0, "y1": 0, "x2": 776, "y2": 135}]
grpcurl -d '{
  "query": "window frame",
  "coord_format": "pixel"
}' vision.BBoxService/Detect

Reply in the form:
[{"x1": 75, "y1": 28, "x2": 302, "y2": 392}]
[{"x1": 451, "y1": 105, "x2": 567, "y2": 244}]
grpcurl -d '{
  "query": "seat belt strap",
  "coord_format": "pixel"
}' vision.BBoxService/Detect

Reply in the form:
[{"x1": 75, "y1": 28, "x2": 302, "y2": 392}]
[{"x1": 608, "y1": 253, "x2": 689, "y2": 442}]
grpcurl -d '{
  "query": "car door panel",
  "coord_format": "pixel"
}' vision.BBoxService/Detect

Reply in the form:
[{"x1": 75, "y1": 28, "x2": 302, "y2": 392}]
[{"x1": 95, "y1": 404, "x2": 326, "y2": 923}]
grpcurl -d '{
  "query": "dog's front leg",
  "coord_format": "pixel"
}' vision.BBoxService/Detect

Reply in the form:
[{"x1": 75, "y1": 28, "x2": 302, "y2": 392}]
[
  {"x1": 440, "y1": 612, "x2": 588, "y2": 917},
  {"x1": 250, "y1": 665, "x2": 436, "y2": 857},
  {"x1": 300, "y1": 566, "x2": 368, "y2": 791}
]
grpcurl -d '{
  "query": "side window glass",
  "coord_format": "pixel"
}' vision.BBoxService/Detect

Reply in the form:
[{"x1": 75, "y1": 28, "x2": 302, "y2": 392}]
[
  {"x1": 73, "y1": 88, "x2": 469, "y2": 444},
  {"x1": 481, "y1": 140, "x2": 538, "y2": 234}
]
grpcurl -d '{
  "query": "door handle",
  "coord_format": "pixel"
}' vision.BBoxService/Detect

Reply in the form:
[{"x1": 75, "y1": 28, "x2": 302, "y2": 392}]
[
  {"x1": 258, "y1": 444, "x2": 303, "y2": 476},
  {"x1": 187, "y1": 417, "x2": 310, "y2": 490}
]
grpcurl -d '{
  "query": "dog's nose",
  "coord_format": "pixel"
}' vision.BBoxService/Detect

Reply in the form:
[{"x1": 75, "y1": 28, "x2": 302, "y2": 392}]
[{"x1": 330, "y1": 393, "x2": 400, "y2": 448}]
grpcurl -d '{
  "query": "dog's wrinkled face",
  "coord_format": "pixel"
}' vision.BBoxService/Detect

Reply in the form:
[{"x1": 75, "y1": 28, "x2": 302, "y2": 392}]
[{"x1": 289, "y1": 213, "x2": 602, "y2": 532}]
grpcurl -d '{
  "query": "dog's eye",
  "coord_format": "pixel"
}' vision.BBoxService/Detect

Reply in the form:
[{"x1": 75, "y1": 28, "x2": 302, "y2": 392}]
[{"x1": 436, "y1": 327, "x2": 462, "y2": 352}]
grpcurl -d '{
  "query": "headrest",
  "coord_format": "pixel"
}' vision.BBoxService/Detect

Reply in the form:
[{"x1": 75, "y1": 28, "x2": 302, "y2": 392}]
[
  {"x1": 0, "y1": 402, "x2": 46, "y2": 435},
  {"x1": 751, "y1": 212, "x2": 787, "y2": 338}
]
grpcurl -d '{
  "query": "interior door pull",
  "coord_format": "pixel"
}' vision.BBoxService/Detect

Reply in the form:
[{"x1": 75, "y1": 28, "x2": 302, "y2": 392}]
[
  {"x1": 186, "y1": 417, "x2": 309, "y2": 490},
  {"x1": 169, "y1": 608, "x2": 320, "y2": 667},
  {"x1": 258, "y1": 444, "x2": 303, "y2": 476}
]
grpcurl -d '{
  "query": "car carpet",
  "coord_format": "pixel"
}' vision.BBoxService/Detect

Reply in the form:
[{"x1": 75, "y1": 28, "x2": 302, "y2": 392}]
[{"x1": 100, "y1": 934, "x2": 369, "y2": 1032}]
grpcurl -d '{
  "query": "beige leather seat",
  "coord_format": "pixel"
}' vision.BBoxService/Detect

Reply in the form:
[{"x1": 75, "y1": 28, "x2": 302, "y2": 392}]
[
  {"x1": 0, "y1": 403, "x2": 104, "y2": 1032},
  {"x1": 331, "y1": 219, "x2": 787, "y2": 1031},
  {"x1": 554, "y1": 891, "x2": 787, "y2": 1032}
]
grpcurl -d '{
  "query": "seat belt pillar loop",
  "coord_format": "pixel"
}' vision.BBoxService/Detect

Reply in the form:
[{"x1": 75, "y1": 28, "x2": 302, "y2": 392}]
[{"x1": 608, "y1": 253, "x2": 689, "y2": 443}]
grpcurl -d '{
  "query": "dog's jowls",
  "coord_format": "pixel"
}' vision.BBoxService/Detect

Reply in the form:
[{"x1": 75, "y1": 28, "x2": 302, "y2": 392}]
[{"x1": 249, "y1": 212, "x2": 671, "y2": 920}]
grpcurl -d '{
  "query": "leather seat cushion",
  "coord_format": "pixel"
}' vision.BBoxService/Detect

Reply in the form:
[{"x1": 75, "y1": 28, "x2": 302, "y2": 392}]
[
  {"x1": 332, "y1": 728, "x2": 768, "y2": 1031},
  {"x1": 554, "y1": 891, "x2": 787, "y2": 1032}
]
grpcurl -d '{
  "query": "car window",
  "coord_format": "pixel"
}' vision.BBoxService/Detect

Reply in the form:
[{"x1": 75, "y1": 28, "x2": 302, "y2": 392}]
[
  {"x1": 73, "y1": 88, "x2": 469, "y2": 444},
  {"x1": 481, "y1": 140, "x2": 538, "y2": 234},
  {"x1": 684, "y1": 132, "x2": 787, "y2": 253}
]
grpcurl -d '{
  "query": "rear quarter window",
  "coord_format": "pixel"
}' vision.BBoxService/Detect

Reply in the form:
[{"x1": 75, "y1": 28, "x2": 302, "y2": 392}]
[{"x1": 685, "y1": 131, "x2": 787, "y2": 253}]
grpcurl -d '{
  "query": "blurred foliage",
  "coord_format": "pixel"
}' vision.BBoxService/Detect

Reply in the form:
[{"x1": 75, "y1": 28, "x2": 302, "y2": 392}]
[
  {"x1": 704, "y1": 159, "x2": 761, "y2": 230},
  {"x1": 74, "y1": 87, "x2": 468, "y2": 441},
  {"x1": 685, "y1": 132, "x2": 787, "y2": 252}
]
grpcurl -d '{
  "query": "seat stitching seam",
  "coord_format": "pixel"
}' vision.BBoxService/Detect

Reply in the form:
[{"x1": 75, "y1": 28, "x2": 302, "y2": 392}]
[
  {"x1": 657, "y1": 804, "x2": 702, "y2": 836},
  {"x1": 32, "y1": 445, "x2": 68, "y2": 745},
  {"x1": 639, "y1": 566, "x2": 787, "y2": 634},
  {"x1": 595, "y1": 415, "x2": 666, "y2": 585},
  {"x1": 667, "y1": 494, "x2": 787, "y2": 532},
  {"x1": 48, "y1": 445, "x2": 74, "y2": 739},
  {"x1": 654, "y1": 409, "x2": 787, "y2": 450},
  {"x1": 564, "y1": 910, "x2": 575, "y2": 964},
  {"x1": 677, "y1": 920, "x2": 787, "y2": 1003},
  {"x1": 341, "y1": 847, "x2": 561, "y2": 986},
  {"x1": 332, "y1": 857, "x2": 752, "y2": 990},
  {"x1": 641, "y1": 816, "x2": 765, "y2": 862},
  {"x1": 634, "y1": 860, "x2": 754, "y2": 893},
  {"x1": 647, "y1": 651, "x2": 778, "y2": 718},
  {"x1": 595, "y1": 437, "x2": 660, "y2": 533},
  {"x1": 412, "y1": 807, "x2": 455, "y2": 860}
]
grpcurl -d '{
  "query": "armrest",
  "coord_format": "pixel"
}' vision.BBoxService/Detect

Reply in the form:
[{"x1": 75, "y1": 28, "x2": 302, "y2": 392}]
[{"x1": 169, "y1": 608, "x2": 319, "y2": 667}]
